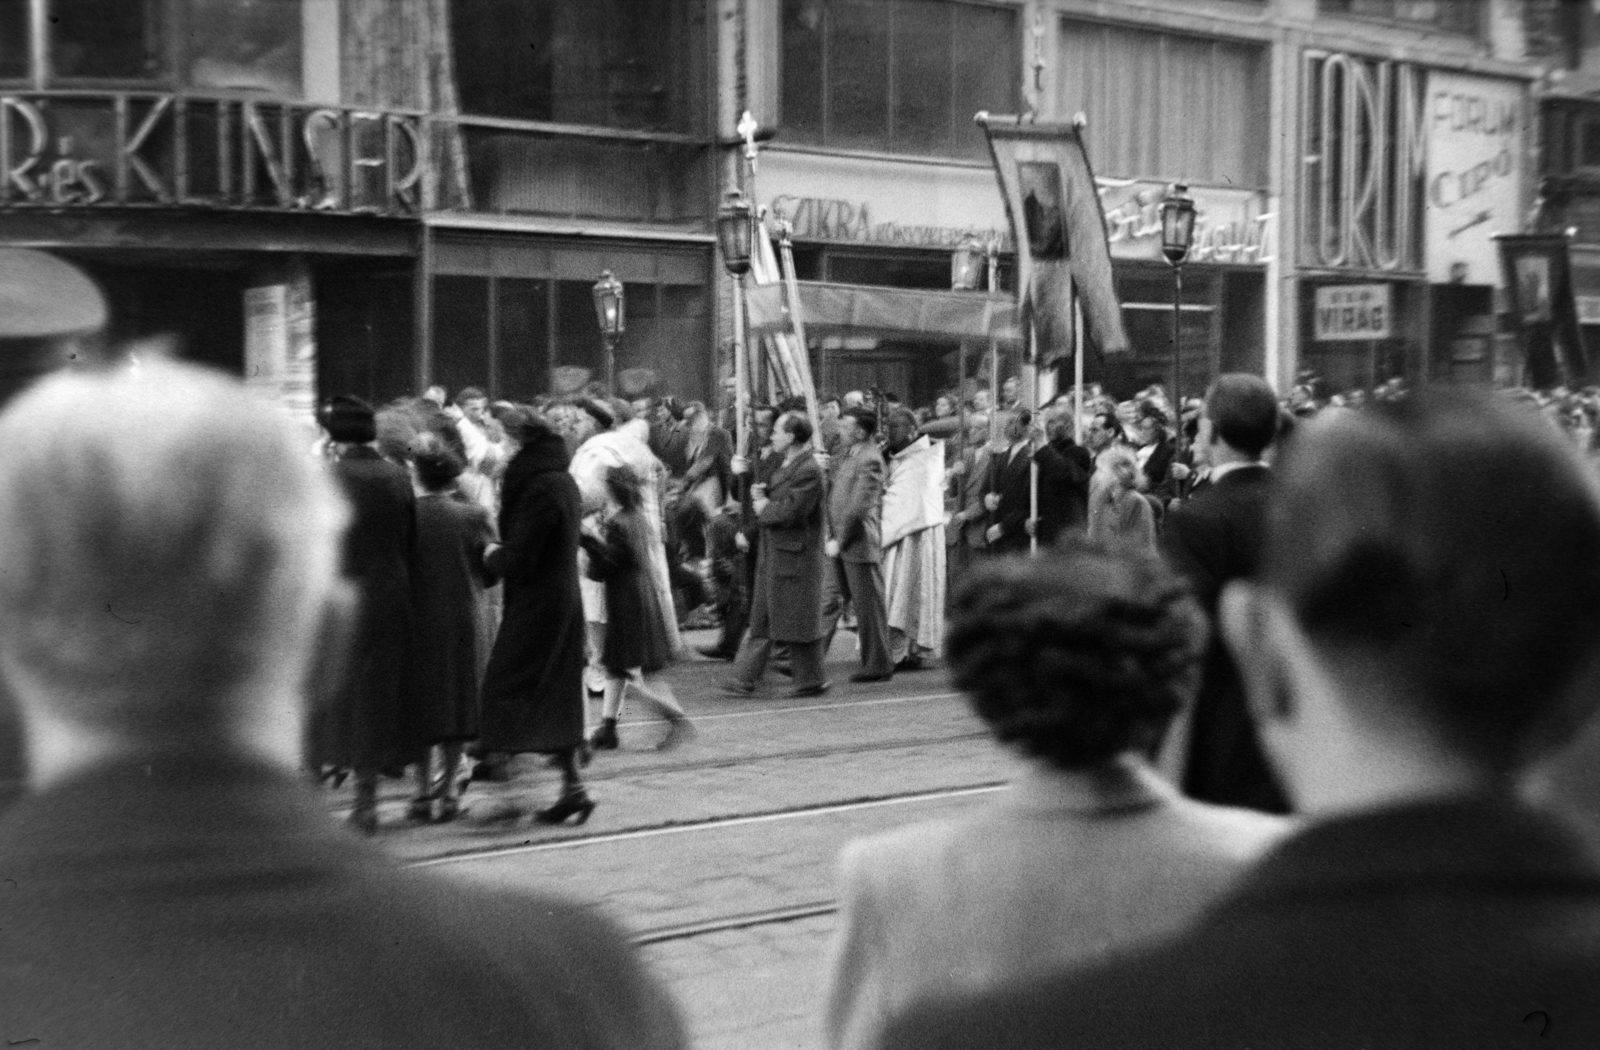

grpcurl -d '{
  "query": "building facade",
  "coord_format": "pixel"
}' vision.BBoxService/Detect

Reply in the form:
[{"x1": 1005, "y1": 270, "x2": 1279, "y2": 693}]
[{"x1": 0, "y1": 0, "x2": 1551, "y2": 407}]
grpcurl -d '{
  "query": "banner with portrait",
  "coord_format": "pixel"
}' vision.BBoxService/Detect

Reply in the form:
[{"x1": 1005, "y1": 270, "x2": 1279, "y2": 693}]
[
  {"x1": 977, "y1": 115, "x2": 1129, "y2": 365},
  {"x1": 1497, "y1": 234, "x2": 1590, "y2": 387}
]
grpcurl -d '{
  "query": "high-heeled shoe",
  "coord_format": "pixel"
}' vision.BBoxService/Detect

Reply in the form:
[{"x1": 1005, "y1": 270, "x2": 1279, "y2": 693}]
[
  {"x1": 534, "y1": 789, "x2": 596, "y2": 826},
  {"x1": 589, "y1": 718, "x2": 620, "y2": 751},
  {"x1": 656, "y1": 714, "x2": 697, "y2": 752}
]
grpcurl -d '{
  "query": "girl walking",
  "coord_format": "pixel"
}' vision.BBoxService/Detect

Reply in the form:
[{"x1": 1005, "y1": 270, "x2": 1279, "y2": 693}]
[{"x1": 582, "y1": 466, "x2": 695, "y2": 751}]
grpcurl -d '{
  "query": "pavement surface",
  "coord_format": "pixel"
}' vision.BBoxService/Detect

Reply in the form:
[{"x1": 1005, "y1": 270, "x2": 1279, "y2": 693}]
[{"x1": 342, "y1": 629, "x2": 1024, "y2": 1050}]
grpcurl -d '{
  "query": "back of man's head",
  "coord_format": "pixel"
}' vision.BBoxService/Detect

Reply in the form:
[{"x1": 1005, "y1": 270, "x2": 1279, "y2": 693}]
[
  {"x1": 1262, "y1": 390, "x2": 1600, "y2": 770},
  {"x1": 1205, "y1": 374, "x2": 1279, "y2": 458},
  {"x1": 0, "y1": 360, "x2": 347, "y2": 762}
]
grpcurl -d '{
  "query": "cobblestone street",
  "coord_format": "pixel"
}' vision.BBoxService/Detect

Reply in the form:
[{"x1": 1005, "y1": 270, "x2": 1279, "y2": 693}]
[{"x1": 353, "y1": 631, "x2": 1021, "y2": 1050}]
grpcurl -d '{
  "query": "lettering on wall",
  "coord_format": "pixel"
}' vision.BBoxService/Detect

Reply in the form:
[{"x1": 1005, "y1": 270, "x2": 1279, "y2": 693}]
[
  {"x1": 770, "y1": 180, "x2": 1274, "y2": 266},
  {"x1": 1313, "y1": 283, "x2": 1393, "y2": 341},
  {"x1": 0, "y1": 93, "x2": 424, "y2": 216},
  {"x1": 1301, "y1": 52, "x2": 1428, "y2": 273},
  {"x1": 1425, "y1": 72, "x2": 1525, "y2": 285}
]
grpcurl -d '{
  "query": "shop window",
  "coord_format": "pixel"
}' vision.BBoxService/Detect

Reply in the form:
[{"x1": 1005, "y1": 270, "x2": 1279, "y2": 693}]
[
  {"x1": 186, "y1": 0, "x2": 301, "y2": 96},
  {"x1": 1057, "y1": 20, "x2": 1267, "y2": 188},
  {"x1": 1319, "y1": 0, "x2": 1481, "y2": 36},
  {"x1": 1581, "y1": 117, "x2": 1600, "y2": 172},
  {"x1": 0, "y1": 0, "x2": 25, "y2": 80},
  {"x1": 432, "y1": 276, "x2": 492, "y2": 397},
  {"x1": 781, "y1": 0, "x2": 1020, "y2": 161},
  {"x1": 452, "y1": 0, "x2": 706, "y2": 133},
  {"x1": 556, "y1": 280, "x2": 604, "y2": 379},
  {"x1": 495, "y1": 279, "x2": 550, "y2": 401},
  {"x1": 52, "y1": 0, "x2": 167, "y2": 80}
]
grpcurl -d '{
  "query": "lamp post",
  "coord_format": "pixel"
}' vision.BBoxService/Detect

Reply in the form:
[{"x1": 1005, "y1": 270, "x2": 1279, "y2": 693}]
[
  {"x1": 717, "y1": 189, "x2": 755, "y2": 457},
  {"x1": 1160, "y1": 183, "x2": 1197, "y2": 452},
  {"x1": 591, "y1": 270, "x2": 625, "y2": 396}
]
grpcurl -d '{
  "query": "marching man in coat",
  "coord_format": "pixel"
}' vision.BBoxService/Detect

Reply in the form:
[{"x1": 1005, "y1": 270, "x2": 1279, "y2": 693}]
[
  {"x1": 820, "y1": 406, "x2": 895, "y2": 683},
  {"x1": 881, "y1": 408, "x2": 947, "y2": 672},
  {"x1": 724, "y1": 411, "x2": 831, "y2": 698}
]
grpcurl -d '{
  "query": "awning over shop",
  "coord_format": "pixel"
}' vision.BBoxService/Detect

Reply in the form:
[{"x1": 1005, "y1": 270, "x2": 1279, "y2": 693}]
[{"x1": 744, "y1": 280, "x2": 1022, "y2": 344}]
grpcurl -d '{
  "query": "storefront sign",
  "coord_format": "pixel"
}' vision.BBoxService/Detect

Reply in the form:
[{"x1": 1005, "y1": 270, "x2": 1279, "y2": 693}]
[
  {"x1": 1425, "y1": 73, "x2": 1525, "y2": 285},
  {"x1": 1314, "y1": 283, "x2": 1393, "y2": 341},
  {"x1": 1098, "y1": 181, "x2": 1273, "y2": 265},
  {"x1": 0, "y1": 92, "x2": 423, "y2": 216},
  {"x1": 1301, "y1": 52, "x2": 1428, "y2": 273},
  {"x1": 763, "y1": 151, "x2": 1271, "y2": 266}
]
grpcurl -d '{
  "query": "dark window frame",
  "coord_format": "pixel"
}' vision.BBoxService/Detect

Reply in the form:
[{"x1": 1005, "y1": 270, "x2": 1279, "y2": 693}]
[
  {"x1": 1316, "y1": 0, "x2": 1483, "y2": 39},
  {"x1": 780, "y1": 0, "x2": 1023, "y2": 162}
]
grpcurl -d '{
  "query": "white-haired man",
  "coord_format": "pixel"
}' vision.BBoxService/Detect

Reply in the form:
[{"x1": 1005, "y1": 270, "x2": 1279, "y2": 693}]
[{"x1": 0, "y1": 361, "x2": 684, "y2": 1049}]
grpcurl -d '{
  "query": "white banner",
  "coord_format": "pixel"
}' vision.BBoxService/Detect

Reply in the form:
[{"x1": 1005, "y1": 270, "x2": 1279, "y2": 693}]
[{"x1": 1426, "y1": 72, "x2": 1526, "y2": 286}]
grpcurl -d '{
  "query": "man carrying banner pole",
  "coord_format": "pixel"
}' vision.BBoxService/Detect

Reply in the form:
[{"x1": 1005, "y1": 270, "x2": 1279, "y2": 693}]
[{"x1": 975, "y1": 113, "x2": 1129, "y2": 552}]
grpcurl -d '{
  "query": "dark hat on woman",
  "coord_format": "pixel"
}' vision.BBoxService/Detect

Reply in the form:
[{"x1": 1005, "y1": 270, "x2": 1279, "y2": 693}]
[{"x1": 320, "y1": 395, "x2": 376, "y2": 443}]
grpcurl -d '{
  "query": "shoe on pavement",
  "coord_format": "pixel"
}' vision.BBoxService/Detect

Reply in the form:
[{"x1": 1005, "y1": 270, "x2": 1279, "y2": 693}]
[
  {"x1": 720, "y1": 678, "x2": 757, "y2": 696},
  {"x1": 786, "y1": 681, "x2": 832, "y2": 698},
  {"x1": 696, "y1": 645, "x2": 736, "y2": 661},
  {"x1": 894, "y1": 656, "x2": 927, "y2": 673},
  {"x1": 774, "y1": 662, "x2": 794, "y2": 678},
  {"x1": 849, "y1": 670, "x2": 894, "y2": 683}
]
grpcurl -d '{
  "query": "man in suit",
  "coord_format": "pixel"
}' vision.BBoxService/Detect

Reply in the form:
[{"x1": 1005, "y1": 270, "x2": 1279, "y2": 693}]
[
  {"x1": 1029, "y1": 405, "x2": 1092, "y2": 544},
  {"x1": 821, "y1": 407, "x2": 895, "y2": 683},
  {"x1": 725, "y1": 411, "x2": 831, "y2": 697},
  {"x1": 1160, "y1": 374, "x2": 1289, "y2": 813},
  {"x1": 0, "y1": 360, "x2": 684, "y2": 1050},
  {"x1": 885, "y1": 389, "x2": 1600, "y2": 1050},
  {"x1": 983, "y1": 410, "x2": 1035, "y2": 554}
]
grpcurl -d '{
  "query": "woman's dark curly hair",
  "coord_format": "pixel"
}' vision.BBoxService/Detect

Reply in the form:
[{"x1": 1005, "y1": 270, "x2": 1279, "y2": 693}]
[{"x1": 948, "y1": 539, "x2": 1209, "y2": 770}]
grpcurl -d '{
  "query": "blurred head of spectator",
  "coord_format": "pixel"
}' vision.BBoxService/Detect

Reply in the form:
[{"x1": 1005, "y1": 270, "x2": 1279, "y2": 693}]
[
  {"x1": 820, "y1": 394, "x2": 842, "y2": 420},
  {"x1": 948, "y1": 540, "x2": 1208, "y2": 769},
  {"x1": 0, "y1": 360, "x2": 348, "y2": 787},
  {"x1": 1223, "y1": 390, "x2": 1600, "y2": 809},
  {"x1": 1199, "y1": 374, "x2": 1279, "y2": 463},
  {"x1": 933, "y1": 393, "x2": 956, "y2": 419}
]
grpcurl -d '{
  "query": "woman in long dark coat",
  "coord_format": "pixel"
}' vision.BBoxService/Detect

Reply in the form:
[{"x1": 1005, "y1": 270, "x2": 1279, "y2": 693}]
[
  {"x1": 479, "y1": 412, "x2": 592, "y2": 825},
  {"x1": 403, "y1": 439, "x2": 498, "y2": 823},
  {"x1": 311, "y1": 396, "x2": 415, "y2": 834}
]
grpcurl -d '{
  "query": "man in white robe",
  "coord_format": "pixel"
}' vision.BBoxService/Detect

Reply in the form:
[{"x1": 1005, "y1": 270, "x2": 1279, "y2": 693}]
[{"x1": 880, "y1": 409, "x2": 946, "y2": 670}]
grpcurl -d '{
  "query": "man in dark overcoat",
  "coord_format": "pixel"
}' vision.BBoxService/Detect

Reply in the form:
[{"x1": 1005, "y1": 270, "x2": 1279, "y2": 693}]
[
  {"x1": 820, "y1": 407, "x2": 894, "y2": 682},
  {"x1": 312, "y1": 395, "x2": 416, "y2": 833},
  {"x1": 725, "y1": 411, "x2": 830, "y2": 697},
  {"x1": 479, "y1": 413, "x2": 590, "y2": 810},
  {"x1": 885, "y1": 389, "x2": 1600, "y2": 1050},
  {"x1": 1159, "y1": 374, "x2": 1288, "y2": 814},
  {"x1": 0, "y1": 361, "x2": 684, "y2": 1050},
  {"x1": 983, "y1": 410, "x2": 1036, "y2": 554}
]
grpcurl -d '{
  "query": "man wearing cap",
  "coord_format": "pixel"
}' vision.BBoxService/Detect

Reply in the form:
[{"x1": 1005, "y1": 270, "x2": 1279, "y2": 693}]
[
  {"x1": 308, "y1": 395, "x2": 417, "y2": 833},
  {"x1": 0, "y1": 248, "x2": 107, "y2": 815}
]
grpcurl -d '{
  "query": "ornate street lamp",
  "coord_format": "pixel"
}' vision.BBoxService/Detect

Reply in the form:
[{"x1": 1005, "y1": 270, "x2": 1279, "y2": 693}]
[
  {"x1": 1160, "y1": 183, "x2": 1196, "y2": 453},
  {"x1": 717, "y1": 189, "x2": 755, "y2": 455},
  {"x1": 591, "y1": 269, "x2": 625, "y2": 395}
]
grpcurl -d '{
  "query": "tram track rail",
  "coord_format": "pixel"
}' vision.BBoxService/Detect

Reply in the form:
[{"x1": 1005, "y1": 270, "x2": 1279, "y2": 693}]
[{"x1": 404, "y1": 781, "x2": 1005, "y2": 871}]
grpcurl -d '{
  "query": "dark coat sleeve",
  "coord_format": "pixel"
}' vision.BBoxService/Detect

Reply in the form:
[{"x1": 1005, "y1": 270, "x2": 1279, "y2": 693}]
[
  {"x1": 759, "y1": 458, "x2": 822, "y2": 528},
  {"x1": 467, "y1": 502, "x2": 500, "y2": 587},
  {"x1": 579, "y1": 519, "x2": 634, "y2": 581},
  {"x1": 1161, "y1": 500, "x2": 1225, "y2": 611},
  {"x1": 834, "y1": 452, "x2": 883, "y2": 552},
  {"x1": 485, "y1": 474, "x2": 561, "y2": 586}
]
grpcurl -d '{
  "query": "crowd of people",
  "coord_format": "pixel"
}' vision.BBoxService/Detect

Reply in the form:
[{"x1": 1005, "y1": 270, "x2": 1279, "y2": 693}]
[{"x1": 6, "y1": 246, "x2": 1600, "y2": 1046}]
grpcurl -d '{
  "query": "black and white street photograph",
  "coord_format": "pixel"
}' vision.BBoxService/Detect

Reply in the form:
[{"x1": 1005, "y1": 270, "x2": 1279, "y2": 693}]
[{"x1": 6, "y1": 1, "x2": 1600, "y2": 1047}]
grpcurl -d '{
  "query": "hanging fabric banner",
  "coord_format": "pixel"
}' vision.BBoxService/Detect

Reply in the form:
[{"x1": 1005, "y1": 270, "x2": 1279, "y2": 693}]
[{"x1": 976, "y1": 114, "x2": 1128, "y2": 365}]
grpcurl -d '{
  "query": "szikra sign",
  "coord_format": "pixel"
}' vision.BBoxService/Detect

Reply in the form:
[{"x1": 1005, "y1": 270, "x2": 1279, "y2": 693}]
[{"x1": 1314, "y1": 283, "x2": 1392, "y2": 342}]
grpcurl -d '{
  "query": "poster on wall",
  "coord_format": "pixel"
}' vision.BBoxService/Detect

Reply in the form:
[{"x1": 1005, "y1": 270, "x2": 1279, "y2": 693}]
[{"x1": 1426, "y1": 72, "x2": 1526, "y2": 286}]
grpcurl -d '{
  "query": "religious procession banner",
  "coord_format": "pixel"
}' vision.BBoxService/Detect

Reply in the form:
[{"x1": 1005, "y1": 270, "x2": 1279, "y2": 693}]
[{"x1": 976, "y1": 114, "x2": 1129, "y2": 365}]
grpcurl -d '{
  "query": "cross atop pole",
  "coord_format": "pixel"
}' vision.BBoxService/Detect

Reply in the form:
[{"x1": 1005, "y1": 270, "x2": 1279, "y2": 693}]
[{"x1": 738, "y1": 110, "x2": 760, "y2": 176}]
